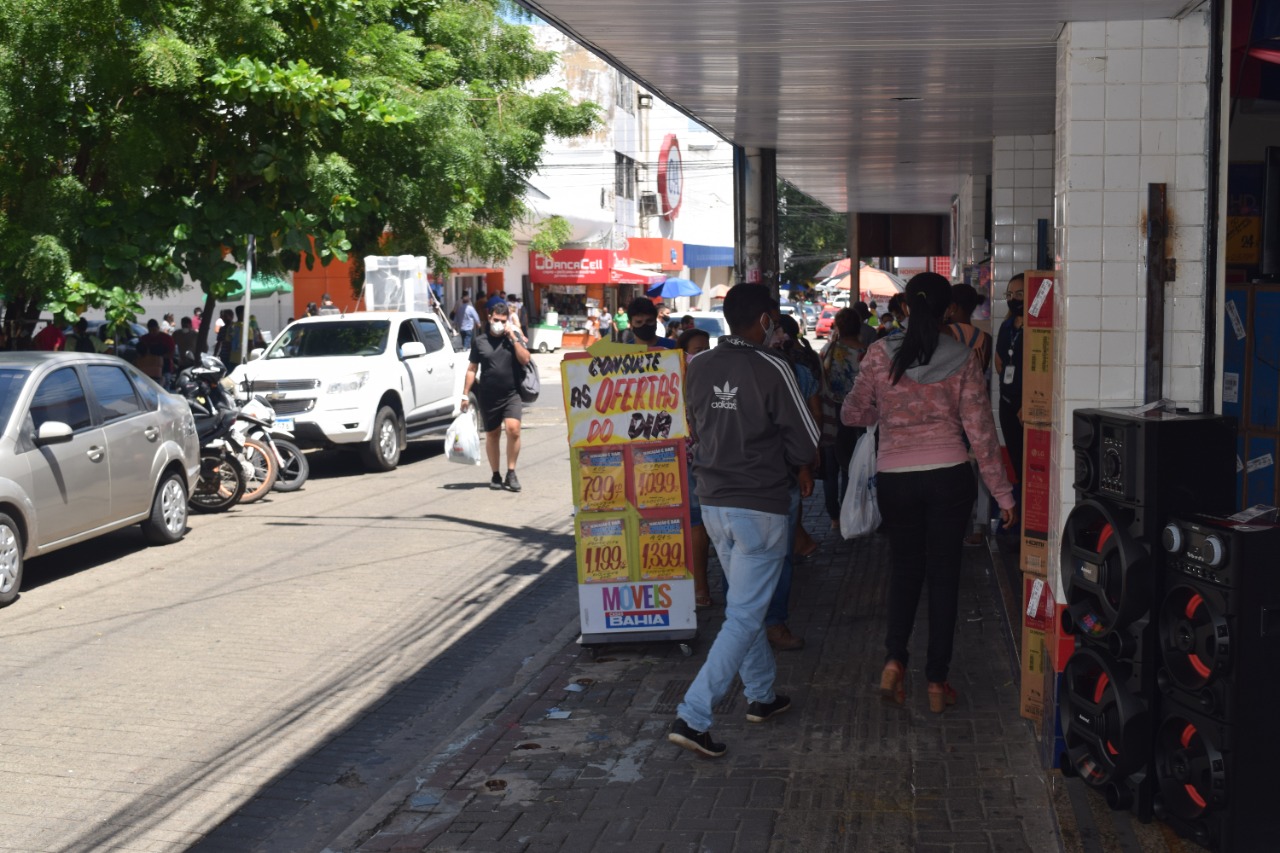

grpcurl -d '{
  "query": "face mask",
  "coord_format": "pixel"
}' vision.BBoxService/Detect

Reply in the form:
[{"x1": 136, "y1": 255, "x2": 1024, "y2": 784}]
[
  {"x1": 490, "y1": 320, "x2": 507, "y2": 336},
  {"x1": 633, "y1": 322, "x2": 658, "y2": 342},
  {"x1": 1007, "y1": 299, "x2": 1024, "y2": 317},
  {"x1": 761, "y1": 315, "x2": 782, "y2": 347}
]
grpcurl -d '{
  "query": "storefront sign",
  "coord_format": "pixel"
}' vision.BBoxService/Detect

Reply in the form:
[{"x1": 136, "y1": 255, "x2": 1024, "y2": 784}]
[
  {"x1": 657, "y1": 134, "x2": 683, "y2": 220},
  {"x1": 530, "y1": 249, "x2": 625, "y2": 285}
]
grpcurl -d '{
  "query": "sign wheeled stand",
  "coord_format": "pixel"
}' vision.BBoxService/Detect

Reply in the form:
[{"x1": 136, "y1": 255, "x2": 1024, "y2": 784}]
[{"x1": 561, "y1": 342, "x2": 697, "y2": 653}]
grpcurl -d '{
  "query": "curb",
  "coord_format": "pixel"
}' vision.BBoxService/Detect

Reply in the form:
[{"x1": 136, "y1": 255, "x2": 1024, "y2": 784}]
[{"x1": 320, "y1": 614, "x2": 585, "y2": 853}]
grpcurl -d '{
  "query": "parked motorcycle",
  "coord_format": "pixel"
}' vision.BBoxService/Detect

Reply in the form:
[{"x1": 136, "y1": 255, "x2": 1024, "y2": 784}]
[
  {"x1": 232, "y1": 381, "x2": 309, "y2": 493},
  {"x1": 175, "y1": 356, "x2": 252, "y2": 512}
]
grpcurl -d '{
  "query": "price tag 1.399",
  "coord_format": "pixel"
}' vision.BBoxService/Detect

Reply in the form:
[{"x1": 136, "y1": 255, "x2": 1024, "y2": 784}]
[{"x1": 638, "y1": 518, "x2": 686, "y2": 580}]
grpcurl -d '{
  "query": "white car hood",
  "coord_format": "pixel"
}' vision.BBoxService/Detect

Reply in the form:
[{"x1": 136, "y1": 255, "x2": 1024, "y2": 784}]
[{"x1": 232, "y1": 356, "x2": 372, "y2": 385}]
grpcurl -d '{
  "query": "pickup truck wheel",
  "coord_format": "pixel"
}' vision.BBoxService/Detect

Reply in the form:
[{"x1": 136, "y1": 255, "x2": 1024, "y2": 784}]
[{"x1": 361, "y1": 405, "x2": 402, "y2": 471}]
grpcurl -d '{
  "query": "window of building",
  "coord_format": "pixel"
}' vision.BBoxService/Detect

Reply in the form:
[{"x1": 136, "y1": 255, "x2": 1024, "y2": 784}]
[
  {"x1": 615, "y1": 153, "x2": 636, "y2": 200},
  {"x1": 616, "y1": 74, "x2": 635, "y2": 114}
]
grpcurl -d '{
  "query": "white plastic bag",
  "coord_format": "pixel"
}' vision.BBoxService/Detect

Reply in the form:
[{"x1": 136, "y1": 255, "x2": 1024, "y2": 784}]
[
  {"x1": 445, "y1": 411, "x2": 482, "y2": 466},
  {"x1": 840, "y1": 425, "x2": 881, "y2": 539}
]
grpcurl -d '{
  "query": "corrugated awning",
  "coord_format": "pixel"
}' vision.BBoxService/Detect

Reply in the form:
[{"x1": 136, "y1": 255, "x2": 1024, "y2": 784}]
[{"x1": 610, "y1": 263, "x2": 665, "y2": 285}]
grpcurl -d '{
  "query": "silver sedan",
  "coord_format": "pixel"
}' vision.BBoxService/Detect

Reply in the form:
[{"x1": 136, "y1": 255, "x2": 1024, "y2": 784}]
[{"x1": 0, "y1": 352, "x2": 200, "y2": 607}]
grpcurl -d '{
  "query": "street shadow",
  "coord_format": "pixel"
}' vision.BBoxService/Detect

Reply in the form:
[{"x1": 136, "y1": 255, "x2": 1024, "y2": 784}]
[
  {"x1": 54, "y1": 505, "x2": 581, "y2": 853},
  {"x1": 303, "y1": 442, "x2": 444, "y2": 482},
  {"x1": 17, "y1": 523, "x2": 204, "y2": 595}
]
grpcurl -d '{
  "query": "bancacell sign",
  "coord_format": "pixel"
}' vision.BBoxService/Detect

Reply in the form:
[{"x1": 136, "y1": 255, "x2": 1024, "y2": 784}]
[{"x1": 530, "y1": 249, "x2": 622, "y2": 284}]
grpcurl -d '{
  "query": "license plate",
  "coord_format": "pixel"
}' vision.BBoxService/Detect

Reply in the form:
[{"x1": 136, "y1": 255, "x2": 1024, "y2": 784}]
[{"x1": 275, "y1": 417, "x2": 295, "y2": 432}]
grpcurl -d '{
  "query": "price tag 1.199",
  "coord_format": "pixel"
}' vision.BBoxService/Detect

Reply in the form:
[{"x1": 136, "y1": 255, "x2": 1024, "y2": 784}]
[{"x1": 576, "y1": 516, "x2": 631, "y2": 584}]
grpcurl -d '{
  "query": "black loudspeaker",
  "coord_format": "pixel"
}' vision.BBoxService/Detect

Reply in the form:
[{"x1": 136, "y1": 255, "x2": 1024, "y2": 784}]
[
  {"x1": 1059, "y1": 409, "x2": 1236, "y2": 821},
  {"x1": 1071, "y1": 409, "x2": 1236, "y2": 509},
  {"x1": 1153, "y1": 516, "x2": 1280, "y2": 851}
]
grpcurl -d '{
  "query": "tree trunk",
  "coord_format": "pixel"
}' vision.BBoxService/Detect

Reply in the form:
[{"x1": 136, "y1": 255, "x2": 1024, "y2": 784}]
[{"x1": 196, "y1": 288, "x2": 217, "y2": 355}]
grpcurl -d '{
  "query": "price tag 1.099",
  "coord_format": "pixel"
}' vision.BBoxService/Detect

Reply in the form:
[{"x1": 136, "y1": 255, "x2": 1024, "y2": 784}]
[{"x1": 631, "y1": 444, "x2": 683, "y2": 509}]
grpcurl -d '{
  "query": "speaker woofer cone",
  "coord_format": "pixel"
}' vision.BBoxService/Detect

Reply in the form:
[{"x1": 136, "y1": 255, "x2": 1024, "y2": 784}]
[{"x1": 1159, "y1": 585, "x2": 1230, "y2": 692}]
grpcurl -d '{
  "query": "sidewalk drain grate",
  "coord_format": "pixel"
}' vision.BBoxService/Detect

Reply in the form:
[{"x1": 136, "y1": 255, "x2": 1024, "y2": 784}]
[{"x1": 653, "y1": 679, "x2": 740, "y2": 715}]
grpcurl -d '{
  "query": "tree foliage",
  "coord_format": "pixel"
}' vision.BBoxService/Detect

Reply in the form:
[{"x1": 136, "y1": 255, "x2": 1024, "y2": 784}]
[
  {"x1": 778, "y1": 180, "x2": 848, "y2": 285},
  {"x1": 0, "y1": 0, "x2": 599, "y2": 341}
]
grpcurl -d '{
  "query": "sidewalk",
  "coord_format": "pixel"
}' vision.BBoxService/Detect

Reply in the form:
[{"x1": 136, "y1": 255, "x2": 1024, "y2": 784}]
[{"x1": 337, "y1": 499, "x2": 1061, "y2": 853}]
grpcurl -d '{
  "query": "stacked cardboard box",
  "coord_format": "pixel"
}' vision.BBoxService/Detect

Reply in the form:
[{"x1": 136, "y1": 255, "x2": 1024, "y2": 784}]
[{"x1": 1018, "y1": 271, "x2": 1057, "y2": 723}]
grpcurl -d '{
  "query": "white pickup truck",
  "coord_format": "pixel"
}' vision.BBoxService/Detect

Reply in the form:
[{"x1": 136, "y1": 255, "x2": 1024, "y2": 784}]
[{"x1": 229, "y1": 311, "x2": 467, "y2": 471}]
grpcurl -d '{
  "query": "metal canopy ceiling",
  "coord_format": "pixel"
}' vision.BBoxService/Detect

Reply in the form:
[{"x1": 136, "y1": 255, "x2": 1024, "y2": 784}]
[{"x1": 519, "y1": 0, "x2": 1198, "y2": 213}]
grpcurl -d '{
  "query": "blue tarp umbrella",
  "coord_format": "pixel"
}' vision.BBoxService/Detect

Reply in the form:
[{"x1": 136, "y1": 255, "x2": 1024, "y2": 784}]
[{"x1": 646, "y1": 278, "x2": 702, "y2": 299}]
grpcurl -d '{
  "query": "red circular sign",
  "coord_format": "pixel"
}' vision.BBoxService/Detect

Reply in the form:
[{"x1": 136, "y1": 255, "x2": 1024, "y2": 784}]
[{"x1": 657, "y1": 134, "x2": 683, "y2": 220}]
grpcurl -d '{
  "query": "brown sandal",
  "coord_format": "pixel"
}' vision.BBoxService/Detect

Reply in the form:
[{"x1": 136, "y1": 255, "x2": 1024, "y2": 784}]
[
  {"x1": 927, "y1": 682, "x2": 957, "y2": 713},
  {"x1": 880, "y1": 661, "x2": 906, "y2": 705}
]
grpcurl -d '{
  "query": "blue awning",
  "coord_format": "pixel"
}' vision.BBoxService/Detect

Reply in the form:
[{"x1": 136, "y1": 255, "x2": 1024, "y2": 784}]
[{"x1": 683, "y1": 244, "x2": 734, "y2": 268}]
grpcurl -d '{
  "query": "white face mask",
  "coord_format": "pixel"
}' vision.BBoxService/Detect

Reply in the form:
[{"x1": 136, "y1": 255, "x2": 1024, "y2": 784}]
[
  {"x1": 490, "y1": 320, "x2": 507, "y2": 336},
  {"x1": 761, "y1": 315, "x2": 780, "y2": 347}
]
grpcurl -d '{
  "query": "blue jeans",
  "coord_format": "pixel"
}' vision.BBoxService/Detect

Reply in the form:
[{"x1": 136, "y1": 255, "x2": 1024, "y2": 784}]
[
  {"x1": 765, "y1": 487, "x2": 801, "y2": 627},
  {"x1": 460, "y1": 329, "x2": 474, "y2": 352},
  {"x1": 677, "y1": 505, "x2": 789, "y2": 732}
]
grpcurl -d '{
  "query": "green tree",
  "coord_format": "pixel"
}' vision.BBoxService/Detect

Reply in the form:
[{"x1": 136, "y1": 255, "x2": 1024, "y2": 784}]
[
  {"x1": 778, "y1": 180, "x2": 848, "y2": 285},
  {"x1": 0, "y1": 0, "x2": 598, "y2": 347}
]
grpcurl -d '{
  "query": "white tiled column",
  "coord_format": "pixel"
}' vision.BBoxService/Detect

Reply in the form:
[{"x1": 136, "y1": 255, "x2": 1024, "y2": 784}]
[
  {"x1": 992, "y1": 135, "x2": 1055, "y2": 287},
  {"x1": 991, "y1": 135, "x2": 1054, "y2": 438},
  {"x1": 1048, "y1": 13, "x2": 1212, "y2": 591}
]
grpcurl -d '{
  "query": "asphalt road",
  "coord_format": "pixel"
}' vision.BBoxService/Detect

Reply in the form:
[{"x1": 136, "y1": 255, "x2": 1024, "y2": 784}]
[{"x1": 0, "y1": 353, "x2": 577, "y2": 853}]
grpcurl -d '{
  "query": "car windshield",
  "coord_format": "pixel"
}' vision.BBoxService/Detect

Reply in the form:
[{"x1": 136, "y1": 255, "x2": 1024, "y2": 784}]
[
  {"x1": 691, "y1": 317, "x2": 725, "y2": 336},
  {"x1": 265, "y1": 321, "x2": 390, "y2": 358},
  {"x1": 822, "y1": 311, "x2": 836, "y2": 319},
  {"x1": 0, "y1": 367, "x2": 30, "y2": 432}
]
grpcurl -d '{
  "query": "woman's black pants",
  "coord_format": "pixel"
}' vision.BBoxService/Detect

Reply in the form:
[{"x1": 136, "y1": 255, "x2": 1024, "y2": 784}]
[{"x1": 877, "y1": 462, "x2": 977, "y2": 684}]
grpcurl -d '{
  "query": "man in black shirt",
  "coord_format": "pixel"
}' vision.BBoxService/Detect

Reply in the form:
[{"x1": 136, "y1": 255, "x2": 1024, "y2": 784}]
[
  {"x1": 993, "y1": 273, "x2": 1025, "y2": 494},
  {"x1": 461, "y1": 302, "x2": 532, "y2": 492}
]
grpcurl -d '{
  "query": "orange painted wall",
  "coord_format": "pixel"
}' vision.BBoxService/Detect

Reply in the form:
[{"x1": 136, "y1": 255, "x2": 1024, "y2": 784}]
[{"x1": 293, "y1": 257, "x2": 361, "y2": 318}]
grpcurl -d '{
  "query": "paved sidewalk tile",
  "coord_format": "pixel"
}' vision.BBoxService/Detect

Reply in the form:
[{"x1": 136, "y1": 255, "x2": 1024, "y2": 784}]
[{"x1": 355, "y1": 498, "x2": 1061, "y2": 853}]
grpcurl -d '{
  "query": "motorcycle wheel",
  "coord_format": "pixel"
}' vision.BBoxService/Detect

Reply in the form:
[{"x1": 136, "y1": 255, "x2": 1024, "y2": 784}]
[
  {"x1": 272, "y1": 440, "x2": 309, "y2": 492},
  {"x1": 190, "y1": 452, "x2": 246, "y2": 513},
  {"x1": 239, "y1": 437, "x2": 279, "y2": 503}
]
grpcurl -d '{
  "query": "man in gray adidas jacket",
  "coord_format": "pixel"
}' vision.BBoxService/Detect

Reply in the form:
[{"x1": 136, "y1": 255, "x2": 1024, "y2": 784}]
[{"x1": 668, "y1": 284, "x2": 820, "y2": 758}]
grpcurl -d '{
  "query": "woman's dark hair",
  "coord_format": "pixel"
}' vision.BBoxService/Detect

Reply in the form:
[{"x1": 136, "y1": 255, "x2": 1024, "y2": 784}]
[
  {"x1": 950, "y1": 282, "x2": 986, "y2": 319},
  {"x1": 678, "y1": 328, "x2": 710, "y2": 352},
  {"x1": 778, "y1": 313, "x2": 821, "y2": 374},
  {"x1": 834, "y1": 307, "x2": 861, "y2": 339},
  {"x1": 889, "y1": 272, "x2": 952, "y2": 385}
]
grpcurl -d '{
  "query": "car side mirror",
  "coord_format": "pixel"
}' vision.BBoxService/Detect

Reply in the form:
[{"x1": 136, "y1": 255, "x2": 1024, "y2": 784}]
[
  {"x1": 249, "y1": 348, "x2": 264, "y2": 361},
  {"x1": 400, "y1": 341, "x2": 427, "y2": 359},
  {"x1": 35, "y1": 421, "x2": 74, "y2": 446}
]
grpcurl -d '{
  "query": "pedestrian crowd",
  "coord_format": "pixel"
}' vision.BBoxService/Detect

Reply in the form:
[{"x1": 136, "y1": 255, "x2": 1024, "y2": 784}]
[
  {"x1": 664, "y1": 274, "x2": 1022, "y2": 758},
  {"x1": 18, "y1": 302, "x2": 271, "y2": 389}
]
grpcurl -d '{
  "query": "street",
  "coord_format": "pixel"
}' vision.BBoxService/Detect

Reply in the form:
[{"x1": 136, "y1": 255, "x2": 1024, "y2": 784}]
[{"x1": 0, "y1": 355, "x2": 577, "y2": 853}]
